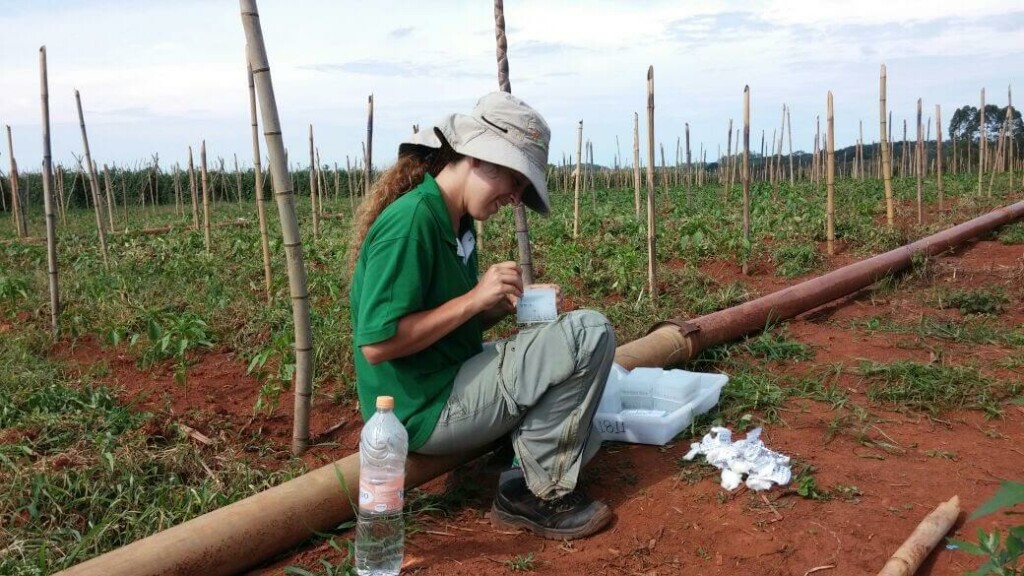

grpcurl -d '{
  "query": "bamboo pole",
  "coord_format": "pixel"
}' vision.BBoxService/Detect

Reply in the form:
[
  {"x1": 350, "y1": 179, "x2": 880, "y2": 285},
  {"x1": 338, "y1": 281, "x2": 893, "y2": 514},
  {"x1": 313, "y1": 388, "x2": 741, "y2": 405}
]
[
  {"x1": 726, "y1": 119, "x2": 734, "y2": 191},
  {"x1": 172, "y1": 164, "x2": 182, "y2": 217},
  {"x1": 935, "y1": 105, "x2": 944, "y2": 210},
  {"x1": 188, "y1": 147, "x2": 199, "y2": 229},
  {"x1": 493, "y1": 0, "x2": 535, "y2": 285},
  {"x1": 786, "y1": 104, "x2": 794, "y2": 185},
  {"x1": 632, "y1": 112, "x2": 641, "y2": 217},
  {"x1": 645, "y1": 66, "x2": 657, "y2": 301},
  {"x1": 6, "y1": 126, "x2": 27, "y2": 237},
  {"x1": 876, "y1": 496, "x2": 960, "y2": 576},
  {"x1": 119, "y1": 168, "x2": 128, "y2": 231},
  {"x1": 56, "y1": 166, "x2": 67, "y2": 225},
  {"x1": 308, "y1": 125, "x2": 319, "y2": 240},
  {"x1": 200, "y1": 141, "x2": 212, "y2": 252},
  {"x1": 242, "y1": 0, "x2": 314, "y2": 456},
  {"x1": 248, "y1": 58, "x2": 273, "y2": 305},
  {"x1": 916, "y1": 98, "x2": 924, "y2": 225},
  {"x1": 880, "y1": 65, "x2": 894, "y2": 226},
  {"x1": 573, "y1": 120, "x2": 582, "y2": 238},
  {"x1": 742, "y1": 86, "x2": 750, "y2": 275},
  {"x1": 1009, "y1": 86, "x2": 1015, "y2": 187},
  {"x1": 39, "y1": 46, "x2": 60, "y2": 336},
  {"x1": 826, "y1": 91, "x2": 835, "y2": 256},
  {"x1": 979, "y1": 88, "x2": 985, "y2": 195},
  {"x1": 103, "y1": 163, "x2": 115, "y2": 231},
  {"x1": 234, "y1": 154, "x2": 243, "y2": 205},
  {"x1": 987, "y1": 106, "x2": 1009, "y2": 196},
  {"x1": 364, "y1": 95, "x2": 373, "y2": 197},
  {"x1": 74, "y1": 90, "x2": 109, "y2": 268}
]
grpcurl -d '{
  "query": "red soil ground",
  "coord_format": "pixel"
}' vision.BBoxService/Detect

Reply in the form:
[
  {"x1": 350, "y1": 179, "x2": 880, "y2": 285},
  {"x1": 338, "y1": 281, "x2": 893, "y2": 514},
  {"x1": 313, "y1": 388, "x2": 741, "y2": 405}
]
[{"x1": 54, "y1": 237, "x2": 1023, "y2": 575}]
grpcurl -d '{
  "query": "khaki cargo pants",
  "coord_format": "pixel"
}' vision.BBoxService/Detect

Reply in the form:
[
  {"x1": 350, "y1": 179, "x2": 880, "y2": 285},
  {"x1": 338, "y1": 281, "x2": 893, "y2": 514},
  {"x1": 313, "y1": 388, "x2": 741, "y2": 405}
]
[{"x1": 417, "y1": 310, "x2": 615, "y2": 500}]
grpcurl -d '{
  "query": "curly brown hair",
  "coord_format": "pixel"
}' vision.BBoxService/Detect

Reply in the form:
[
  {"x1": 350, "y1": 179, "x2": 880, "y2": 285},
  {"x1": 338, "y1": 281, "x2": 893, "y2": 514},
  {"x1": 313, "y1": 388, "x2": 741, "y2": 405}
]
[{"x1": 347, "y1": 143, "x2": 463, "y2": 271}]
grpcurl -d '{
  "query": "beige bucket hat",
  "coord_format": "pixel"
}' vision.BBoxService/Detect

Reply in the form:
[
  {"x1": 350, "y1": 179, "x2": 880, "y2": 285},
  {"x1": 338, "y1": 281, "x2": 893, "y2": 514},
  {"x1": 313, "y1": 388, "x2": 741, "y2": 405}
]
[{"x1": 400, "y1": 92, "x2": 552, "y2": 215}]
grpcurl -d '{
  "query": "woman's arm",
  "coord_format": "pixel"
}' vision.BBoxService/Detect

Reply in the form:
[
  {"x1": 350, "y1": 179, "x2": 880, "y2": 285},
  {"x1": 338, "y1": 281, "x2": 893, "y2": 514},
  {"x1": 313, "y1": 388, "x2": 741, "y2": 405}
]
[{"x1": 361, "y1": 261, "x2": 523, "y2": 364}]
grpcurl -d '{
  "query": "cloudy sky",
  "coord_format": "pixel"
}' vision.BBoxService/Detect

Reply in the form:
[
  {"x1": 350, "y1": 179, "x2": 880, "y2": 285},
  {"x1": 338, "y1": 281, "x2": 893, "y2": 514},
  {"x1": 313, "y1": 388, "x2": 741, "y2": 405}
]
[{"x1": 0, "y1": 0, "x2": 1021, "y2": 172}]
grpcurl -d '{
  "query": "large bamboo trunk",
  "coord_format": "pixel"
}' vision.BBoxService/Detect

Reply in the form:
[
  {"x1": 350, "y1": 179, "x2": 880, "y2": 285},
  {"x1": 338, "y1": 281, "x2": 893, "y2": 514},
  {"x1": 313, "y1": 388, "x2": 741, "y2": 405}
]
[{"x1": 240, "y1": 0, "x2": 313, "y2": 456}]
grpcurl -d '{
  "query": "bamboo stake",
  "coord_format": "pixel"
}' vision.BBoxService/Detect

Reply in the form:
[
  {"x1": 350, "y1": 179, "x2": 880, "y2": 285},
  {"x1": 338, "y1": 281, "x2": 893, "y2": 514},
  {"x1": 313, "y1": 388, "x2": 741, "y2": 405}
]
[
  {"x1": 248, "y1": 57, "x2": 273, "y2": 305},
  {"x1": 880, "y1": 65, "x2": 894, "y2": 226},
  {"x1": 935, "y1": 105, "x2": 944, "y2": 210},
  {"x1": 39, "y1": 46, "x2": 59, "y2": 336},
  {"x1": 633, "y1": 112, "x2": 641, "y2": 217},
  {"x1": 916, "y1": 98, "x2": 924, "y2": 225},
  {"x1": 826, "y1": 91, "x2": 835, "y2": 256},
  {"x1": 876, "y1": 496, "x2": 960, "y2": 576},
  {"x1": 786, "y1": 105, "x2": 794, "y2": 185},
  {"x1": 120, "y1": 170, "x2": 128, "y2": 231},
  {"x1": 645, "y1": 66, "x2": 657, "y2": 301},
  {"x1": 188, "y1": 147, "x2": 199, "y2": 228},
  {"x1": 172, "y1": 164, "x2": 182, "y2": 216},
  {"x1": 493, "y1": 0, "x2": 535, "y2": 285},
  {"x1": 726, "y1": 119, "x2": 734, "y2": 191},
  {"x1": 103, "y1": 163, "x2": 115, "y2": 231},
  {"x1": 364, "y1": 95, "x2": 373, "y2": 197},
  {"x1": 979, "y1": 88, "x2": 985, "y2": 195},
  {"x1": 241, "y1": 0, "x2": 314, "y2": 456},
  {"x1": 56, "y1": 166, "x2": 66, "y2": 225},
  {"x1": 1009, "y1": 86, "x2": 1015, "y2": 186},
  {"x1": 200, "y1": 141, "x2": 212, "y2": 252},
  {"x1": 308, "y1": 125, "x2": 319, "y2": 240},
  {"x1": 234, "y1": 154, "x2": 243, "y2": 205},
  {"x1": 573, "y1": 120, "x2": 582, "y2": 238},
  {"x1": 6, "y1": 127, "x2": 27, "y2": 237},
  {"x1": 74, "y1": 90, "x2": 109, "y2": 268},
  {"x1": 742, "y1": 86, "x2": 750, "y2": 275}
]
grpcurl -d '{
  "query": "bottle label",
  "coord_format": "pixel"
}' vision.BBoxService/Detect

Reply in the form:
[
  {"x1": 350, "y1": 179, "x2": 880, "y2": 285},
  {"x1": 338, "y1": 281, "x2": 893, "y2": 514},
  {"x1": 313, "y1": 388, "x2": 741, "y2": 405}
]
[{"x1": 359, "y1": 476, "x2": 404, "y2": 513}]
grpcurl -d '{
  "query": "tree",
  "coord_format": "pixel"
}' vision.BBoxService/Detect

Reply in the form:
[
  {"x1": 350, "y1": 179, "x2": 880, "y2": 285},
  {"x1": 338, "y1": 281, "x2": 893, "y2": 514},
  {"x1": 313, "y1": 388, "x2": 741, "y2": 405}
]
[{"x1": 948, "y1": 103, "x2": 1023, "y2": 148}]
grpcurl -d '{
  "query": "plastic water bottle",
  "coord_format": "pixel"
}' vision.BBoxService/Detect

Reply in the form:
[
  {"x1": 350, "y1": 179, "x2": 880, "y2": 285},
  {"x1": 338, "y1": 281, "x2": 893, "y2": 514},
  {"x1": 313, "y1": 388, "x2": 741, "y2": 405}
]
[{"x1": 355, "y1": 396, "x2": 408, "y2": 576}]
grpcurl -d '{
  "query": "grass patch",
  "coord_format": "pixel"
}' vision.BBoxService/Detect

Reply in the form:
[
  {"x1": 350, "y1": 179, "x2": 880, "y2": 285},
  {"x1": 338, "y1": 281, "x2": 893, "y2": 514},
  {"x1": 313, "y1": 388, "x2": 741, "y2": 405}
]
[
  {"x1": 997, "y1": 222, "x2": 1024, "y2": 244},
  {"x1": 0, "y1": 333, "x2": 302, "y2": 574},
  {"x1": 772, "y1": 243, "x2": 822, "y2": 277},
  {"x1": 938, "y1": 288, "x2": 1009, "y2": 315},
  {"x1": 859, "y1": 360, "x2": 1014, "y2": 416},
  {"x1": 743, "y1": 328, "x2": 813, "y2": 362}
]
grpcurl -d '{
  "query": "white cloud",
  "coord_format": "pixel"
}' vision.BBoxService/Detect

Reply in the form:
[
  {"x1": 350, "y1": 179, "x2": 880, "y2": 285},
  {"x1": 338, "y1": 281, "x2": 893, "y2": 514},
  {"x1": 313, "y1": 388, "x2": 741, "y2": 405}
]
[{"x1": 0, "y1": 0, "x2": 1020, "y2": 170}]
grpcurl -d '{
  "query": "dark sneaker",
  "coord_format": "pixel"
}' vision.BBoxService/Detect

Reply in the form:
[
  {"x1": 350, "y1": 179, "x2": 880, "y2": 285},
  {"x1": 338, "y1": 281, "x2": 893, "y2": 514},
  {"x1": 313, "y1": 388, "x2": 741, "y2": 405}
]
[{"x1": 490, "y1": 468, "x2": 613, "y2": 540}]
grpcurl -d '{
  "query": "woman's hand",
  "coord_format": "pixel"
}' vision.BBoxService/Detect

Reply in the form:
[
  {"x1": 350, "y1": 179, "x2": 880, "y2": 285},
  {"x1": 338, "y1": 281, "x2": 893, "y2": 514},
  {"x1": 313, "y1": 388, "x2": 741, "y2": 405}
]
[{"x1": 471, "y1": 261, "x2": 523, "y2": 313}]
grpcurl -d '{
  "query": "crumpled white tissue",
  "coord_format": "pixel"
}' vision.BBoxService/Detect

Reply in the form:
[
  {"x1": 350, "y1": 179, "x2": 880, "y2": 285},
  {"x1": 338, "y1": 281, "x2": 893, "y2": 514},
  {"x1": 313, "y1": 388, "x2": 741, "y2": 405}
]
[{"x1": 683, "y1": 426, "x2": 791, "y2": 491}]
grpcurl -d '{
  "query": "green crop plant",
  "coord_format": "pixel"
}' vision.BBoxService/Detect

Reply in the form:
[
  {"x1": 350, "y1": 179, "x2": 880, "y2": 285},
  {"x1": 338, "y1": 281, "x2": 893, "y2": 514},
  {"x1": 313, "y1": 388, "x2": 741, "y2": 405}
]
[
  {"x1": 939, "y1": 288, "x2": 1009, "y2": 315},
  {"x1": 949, "y1": 481, "x2": 1024, "y2": 575}
]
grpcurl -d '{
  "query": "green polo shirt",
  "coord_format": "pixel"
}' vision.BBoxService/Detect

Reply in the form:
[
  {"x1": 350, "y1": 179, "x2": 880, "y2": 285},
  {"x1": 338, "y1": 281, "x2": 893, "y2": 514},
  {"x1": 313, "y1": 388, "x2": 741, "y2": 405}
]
[{"x1": 350, "y1": 174, "x2": 482, "y2": 450}]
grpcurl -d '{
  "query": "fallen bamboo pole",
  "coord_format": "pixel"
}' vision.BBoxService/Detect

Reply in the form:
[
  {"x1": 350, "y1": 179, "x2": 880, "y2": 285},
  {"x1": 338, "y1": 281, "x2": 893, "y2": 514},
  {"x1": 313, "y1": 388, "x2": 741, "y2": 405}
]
[{"x1": 876, "y1": 495, "x2": 960, "y2": 576}]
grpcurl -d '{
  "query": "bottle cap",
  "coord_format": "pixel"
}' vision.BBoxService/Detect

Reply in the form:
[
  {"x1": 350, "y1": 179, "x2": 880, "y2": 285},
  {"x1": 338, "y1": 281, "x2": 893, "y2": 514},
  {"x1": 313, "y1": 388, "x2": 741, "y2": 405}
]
[{"x1": 376, "y1": 396, "x2": 395, "y2": 410}]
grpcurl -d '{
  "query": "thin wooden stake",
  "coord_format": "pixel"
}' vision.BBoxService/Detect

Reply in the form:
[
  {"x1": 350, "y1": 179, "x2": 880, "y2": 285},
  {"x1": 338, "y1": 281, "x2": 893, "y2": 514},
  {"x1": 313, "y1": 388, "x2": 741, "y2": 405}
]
[
  {"x1": 826, "y1": 91, "x2": 835, "y2": 256},
  {"x1": 741, "y1": 87, "x2": 751, "y2": 274},
  {"x1": 879, "y1": 65, "x2": 894, "y2": 226},
  {"x1": 73, "y1": 90, "x2": 109, "y2": 268},
  {"x1": 645, "y1": 66, "x2": 657, "y2": 300},
  {"x1": 200, "y1": 140, "x2": 212, "y2": 252},
  {"x1": 39, "y1": 46, "x2": 60, "y2": 336},
  {"x1": 935, "y1": 105, "x2": 943, "y2": 210}
]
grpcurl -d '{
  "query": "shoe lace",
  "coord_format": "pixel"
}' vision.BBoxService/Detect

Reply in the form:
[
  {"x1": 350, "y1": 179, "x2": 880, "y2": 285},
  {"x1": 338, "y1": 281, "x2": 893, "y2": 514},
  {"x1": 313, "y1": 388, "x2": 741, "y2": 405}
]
[{"x1": 544, "y1": 491, "x2": 587, "y2": 513}]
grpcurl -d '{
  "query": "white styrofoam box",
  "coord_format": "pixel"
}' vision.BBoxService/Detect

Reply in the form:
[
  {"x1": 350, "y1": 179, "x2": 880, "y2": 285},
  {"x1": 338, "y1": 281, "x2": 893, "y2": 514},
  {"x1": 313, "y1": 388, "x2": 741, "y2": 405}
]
[{"x1": 594, "y1": 365, "x2": 728, "y2": 445}]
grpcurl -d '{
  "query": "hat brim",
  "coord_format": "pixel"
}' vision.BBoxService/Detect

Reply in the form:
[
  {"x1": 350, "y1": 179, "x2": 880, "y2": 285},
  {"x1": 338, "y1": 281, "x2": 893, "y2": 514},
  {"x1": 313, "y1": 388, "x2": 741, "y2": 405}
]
[{"x1": 401, "y1": 114, "x2": 550, "y2": 216}]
